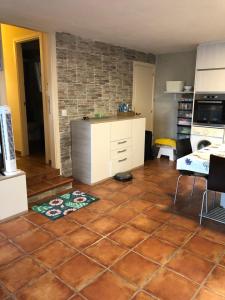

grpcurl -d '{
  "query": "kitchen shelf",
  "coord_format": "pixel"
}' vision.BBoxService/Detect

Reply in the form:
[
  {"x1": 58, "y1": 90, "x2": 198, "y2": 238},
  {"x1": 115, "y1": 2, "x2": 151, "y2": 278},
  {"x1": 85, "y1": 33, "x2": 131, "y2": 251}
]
[{"x1": 177, "y1": 93, "x2": 194, "y2": 140}]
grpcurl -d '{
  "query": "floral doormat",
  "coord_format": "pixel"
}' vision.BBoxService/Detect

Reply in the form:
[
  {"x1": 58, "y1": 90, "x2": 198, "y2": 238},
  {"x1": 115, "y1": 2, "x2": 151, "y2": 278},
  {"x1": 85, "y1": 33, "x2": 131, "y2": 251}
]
[{"x1": 32, "y1": 190, "x2": 99, "y2": 220}]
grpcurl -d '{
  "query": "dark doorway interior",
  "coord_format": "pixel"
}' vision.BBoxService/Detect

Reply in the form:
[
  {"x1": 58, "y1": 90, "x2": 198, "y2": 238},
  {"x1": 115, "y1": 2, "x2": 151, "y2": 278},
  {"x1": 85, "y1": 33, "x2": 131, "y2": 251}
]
[{"x1": 21, "y1": 39, "x2": 45, "y2": 156}]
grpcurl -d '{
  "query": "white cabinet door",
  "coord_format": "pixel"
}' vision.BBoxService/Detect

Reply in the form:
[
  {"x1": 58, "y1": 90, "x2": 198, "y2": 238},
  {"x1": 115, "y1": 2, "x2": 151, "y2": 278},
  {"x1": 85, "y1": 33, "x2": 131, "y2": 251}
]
[
  {"x1": 131, "y1": 118, "x2": 145, "y2": 168},
  {"x1": 196, "y1": 42, "x2": 225, "y2": 70},
  {"x1": 91, "y1": 123, "x2": 110, "y2": 183},
  {"x1": 110, "y1": 120, "x2": 131, "y2": 141},
  {"x1": 195, "y1": 69, "x2": 225, "y2": 92}
]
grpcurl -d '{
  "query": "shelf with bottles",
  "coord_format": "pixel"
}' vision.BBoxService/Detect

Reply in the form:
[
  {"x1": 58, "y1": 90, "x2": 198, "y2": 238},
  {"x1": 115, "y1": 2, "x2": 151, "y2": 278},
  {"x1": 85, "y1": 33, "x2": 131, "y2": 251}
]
[
  {"x1": 177, "y1": 119, "x2": 192, "y2": 126},
  {"x1": 177, "y1": 126, "x2": 191, "y2": 134},
  {"x1": 178, "y1": 101, "x2": 193, "y2": 111},
  {"x1": 177, "y1": 133, "x2": 191, "y2": 140}
]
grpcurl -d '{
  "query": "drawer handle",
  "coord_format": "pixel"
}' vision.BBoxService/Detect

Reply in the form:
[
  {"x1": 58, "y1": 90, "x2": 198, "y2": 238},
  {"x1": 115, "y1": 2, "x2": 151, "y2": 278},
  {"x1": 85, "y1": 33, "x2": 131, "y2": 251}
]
[
  {"x1": 117, "y1": 149, "x2": 127, "y2": 153},
  {"x1": 118, "y1": 141, "x2": 127, "y2": 145},
  {"x1": 118, "y1": 158, "x2": 127, "y2": 162}
]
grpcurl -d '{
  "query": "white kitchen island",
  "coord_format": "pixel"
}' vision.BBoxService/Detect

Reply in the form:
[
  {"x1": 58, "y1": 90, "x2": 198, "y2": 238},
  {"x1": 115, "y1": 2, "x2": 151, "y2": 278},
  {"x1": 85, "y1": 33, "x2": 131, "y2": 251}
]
[
  {"x1": 71, "y1": 116, "x2": 145, "y2": 185},
  {"x1": 0, "y1": 171, "x2": 28, "y2": 221}
]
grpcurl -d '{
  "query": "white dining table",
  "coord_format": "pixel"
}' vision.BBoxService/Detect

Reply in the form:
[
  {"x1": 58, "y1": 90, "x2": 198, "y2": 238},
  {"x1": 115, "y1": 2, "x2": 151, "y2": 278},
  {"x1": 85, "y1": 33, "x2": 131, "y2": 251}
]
[{"x1": 177, "y1": 143, "x2": 225, "y2": 208}]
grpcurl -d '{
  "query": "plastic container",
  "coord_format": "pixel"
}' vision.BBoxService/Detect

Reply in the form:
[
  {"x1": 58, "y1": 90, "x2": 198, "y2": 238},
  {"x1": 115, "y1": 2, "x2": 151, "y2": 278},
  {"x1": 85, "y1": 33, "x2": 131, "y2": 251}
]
[{"x1": 166, "y1": 81, "x2": 184, "y2": 92}]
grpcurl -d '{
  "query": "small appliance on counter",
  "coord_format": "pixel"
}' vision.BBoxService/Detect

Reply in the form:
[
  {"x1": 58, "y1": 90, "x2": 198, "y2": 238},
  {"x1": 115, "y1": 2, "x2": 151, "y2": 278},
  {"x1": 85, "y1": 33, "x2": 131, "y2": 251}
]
[{"x1": 117, "y1": 102, "x2": 135, "y2": 117}]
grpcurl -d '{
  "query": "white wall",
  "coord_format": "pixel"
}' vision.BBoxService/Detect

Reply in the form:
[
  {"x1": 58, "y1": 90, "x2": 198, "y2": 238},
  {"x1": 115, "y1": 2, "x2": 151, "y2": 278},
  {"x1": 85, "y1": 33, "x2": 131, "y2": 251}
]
[{"x1": 154, "y1": 50, "x2": 196, "y2": 140}]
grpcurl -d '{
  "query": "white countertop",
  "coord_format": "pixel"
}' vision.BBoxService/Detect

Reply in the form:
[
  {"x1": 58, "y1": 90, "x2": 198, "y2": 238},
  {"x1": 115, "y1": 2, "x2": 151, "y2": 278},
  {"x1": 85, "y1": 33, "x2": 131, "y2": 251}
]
[{"x1": 71, "y1": 115, "x2": 144, "y2": 125}]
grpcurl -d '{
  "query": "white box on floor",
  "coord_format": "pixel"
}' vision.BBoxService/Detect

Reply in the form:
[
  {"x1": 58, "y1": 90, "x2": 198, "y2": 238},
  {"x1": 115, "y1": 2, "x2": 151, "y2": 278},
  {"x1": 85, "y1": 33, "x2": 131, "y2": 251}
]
[{"x1": 0, "y1": 171, "x2": 28, "y2": 221}]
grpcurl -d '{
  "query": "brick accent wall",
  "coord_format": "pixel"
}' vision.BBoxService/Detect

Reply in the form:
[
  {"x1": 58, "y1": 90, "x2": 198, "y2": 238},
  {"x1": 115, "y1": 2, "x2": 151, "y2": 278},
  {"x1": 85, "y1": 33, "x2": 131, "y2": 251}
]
[{"x1": 56, "y1": 32, "x2": 155, "y2": 176}]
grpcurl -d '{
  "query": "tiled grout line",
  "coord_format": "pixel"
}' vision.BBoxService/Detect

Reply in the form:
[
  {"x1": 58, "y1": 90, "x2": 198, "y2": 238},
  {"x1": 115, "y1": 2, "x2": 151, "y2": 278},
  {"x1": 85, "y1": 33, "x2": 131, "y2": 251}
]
[
  {"x1": 1, "y1": 178, "x2": 225, "y2": 300},
  {"x1": 12, "y1": 200, "x2": 193, "y2": 298}
]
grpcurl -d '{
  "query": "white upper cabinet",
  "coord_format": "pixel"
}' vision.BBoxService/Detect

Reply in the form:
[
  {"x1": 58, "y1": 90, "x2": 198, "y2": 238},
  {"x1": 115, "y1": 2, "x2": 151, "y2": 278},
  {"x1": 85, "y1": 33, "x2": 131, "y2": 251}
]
[
  {"x1": 196, "y1": 42, "x2": 225, "y2": 70},
  {"x1": 195, "y1": 69, "x2": 225, "y2": 92}
]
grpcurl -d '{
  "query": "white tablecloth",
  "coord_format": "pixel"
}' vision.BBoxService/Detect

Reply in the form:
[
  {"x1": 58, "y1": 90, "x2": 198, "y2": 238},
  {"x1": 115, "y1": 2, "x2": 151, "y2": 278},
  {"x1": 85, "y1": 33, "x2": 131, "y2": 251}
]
[
  {"x1": 177, "y1": 143, "x2": 225, "y2": 207},
  {"x1": 177, "y1": 144, "x2": 225, "y2": 174}
]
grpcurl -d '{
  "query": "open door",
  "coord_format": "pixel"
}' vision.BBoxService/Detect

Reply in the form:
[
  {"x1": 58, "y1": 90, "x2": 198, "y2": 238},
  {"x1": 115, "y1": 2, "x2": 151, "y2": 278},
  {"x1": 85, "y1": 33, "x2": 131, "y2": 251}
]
[{"x1": 15, "y1": 35, "x2": 51, "y2": 163}]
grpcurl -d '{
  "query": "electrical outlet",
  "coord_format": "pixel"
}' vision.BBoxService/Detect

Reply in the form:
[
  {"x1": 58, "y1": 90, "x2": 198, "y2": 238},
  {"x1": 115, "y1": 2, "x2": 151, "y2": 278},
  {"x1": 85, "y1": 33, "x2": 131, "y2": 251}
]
[{"x1": 61, "y1": 109, "x2": 67, "y2": 117}]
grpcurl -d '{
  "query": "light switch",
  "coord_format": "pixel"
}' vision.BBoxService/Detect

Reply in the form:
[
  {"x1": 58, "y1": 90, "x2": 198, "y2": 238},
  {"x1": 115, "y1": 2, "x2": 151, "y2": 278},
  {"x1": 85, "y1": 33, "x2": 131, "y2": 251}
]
[{"x1": 61, "y1": 109, "x2": 67, "y2": 116}]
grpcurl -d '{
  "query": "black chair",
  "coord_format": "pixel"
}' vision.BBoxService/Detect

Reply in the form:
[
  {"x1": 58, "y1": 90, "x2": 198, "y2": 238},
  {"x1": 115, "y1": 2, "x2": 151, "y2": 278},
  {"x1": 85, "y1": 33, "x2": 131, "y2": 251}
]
[
  {"x1": 200, "y1": 154, "x2": 225, "y2": 224},
  {"x1": 174, "y1": 138, "x2": 207, "y2": 204}
]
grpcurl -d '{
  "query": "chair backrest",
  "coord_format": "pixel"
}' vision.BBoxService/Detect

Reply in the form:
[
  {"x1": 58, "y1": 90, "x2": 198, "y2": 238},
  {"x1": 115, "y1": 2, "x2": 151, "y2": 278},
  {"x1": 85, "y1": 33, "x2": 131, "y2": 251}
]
[
  {"x1": 208, "y1": 154, "x2": 225, "y2": 193},
  {"x1": 176, "y1": 138, "x2": 192, "y2": 159}
]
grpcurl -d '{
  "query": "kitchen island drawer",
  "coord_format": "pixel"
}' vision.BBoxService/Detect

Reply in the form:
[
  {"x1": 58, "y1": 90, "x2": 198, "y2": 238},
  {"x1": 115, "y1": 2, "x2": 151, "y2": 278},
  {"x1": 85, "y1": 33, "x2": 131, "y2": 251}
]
[
  {"x1": 111, "y1": 138, "x2": 131, "y2": 150},
  {"x1": 110, "y1": 120, "x2": 131, "y2": 141},
  {"x1": 111, "y1": 147, "x2": 131, "y2": 159},
  {"x1": 110, "y1": 156, "x2": 131, "y2": 176}
]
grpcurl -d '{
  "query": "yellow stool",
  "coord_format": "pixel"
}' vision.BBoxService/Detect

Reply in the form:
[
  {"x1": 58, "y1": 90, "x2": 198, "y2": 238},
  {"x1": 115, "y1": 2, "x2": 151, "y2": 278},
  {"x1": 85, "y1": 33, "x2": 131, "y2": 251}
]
[{"x1": 155, "y1": 138, "x2": 176, "y2": 161}]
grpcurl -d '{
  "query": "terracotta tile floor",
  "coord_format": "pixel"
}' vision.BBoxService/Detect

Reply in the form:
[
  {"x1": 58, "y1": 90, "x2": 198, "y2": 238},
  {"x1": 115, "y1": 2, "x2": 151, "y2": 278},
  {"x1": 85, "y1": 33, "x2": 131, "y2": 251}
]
[{"x1": 0, "y1": 159, "x2": 225, "y2": 299}]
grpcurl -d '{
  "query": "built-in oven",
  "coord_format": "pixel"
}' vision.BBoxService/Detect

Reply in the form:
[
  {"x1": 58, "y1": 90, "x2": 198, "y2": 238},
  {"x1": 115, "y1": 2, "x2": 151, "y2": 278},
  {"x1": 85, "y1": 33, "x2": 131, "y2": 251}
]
[{"x1": 193, "y1": 94, "x2": 225, "y2": 127}]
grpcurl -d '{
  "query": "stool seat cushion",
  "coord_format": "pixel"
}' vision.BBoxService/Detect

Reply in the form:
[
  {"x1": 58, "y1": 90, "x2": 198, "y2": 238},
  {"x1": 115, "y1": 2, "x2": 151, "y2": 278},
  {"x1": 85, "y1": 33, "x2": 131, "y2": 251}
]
[{"x1": 155, "y1": 138, "x2": 176, "y2": 148}]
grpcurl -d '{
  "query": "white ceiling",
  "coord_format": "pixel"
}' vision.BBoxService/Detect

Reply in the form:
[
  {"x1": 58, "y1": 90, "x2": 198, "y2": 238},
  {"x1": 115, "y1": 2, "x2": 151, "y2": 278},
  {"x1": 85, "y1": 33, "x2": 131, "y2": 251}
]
[{"x1": 1, "y1": 0, "x2": 225, "y2": 54}]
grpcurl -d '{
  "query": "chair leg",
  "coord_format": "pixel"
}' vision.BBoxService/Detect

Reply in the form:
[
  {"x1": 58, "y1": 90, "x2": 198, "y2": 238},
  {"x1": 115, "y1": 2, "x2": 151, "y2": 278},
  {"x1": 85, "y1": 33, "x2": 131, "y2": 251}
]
[
  {"x1": 200, "y1": 190, "x2": 207, "y2": 225},
  {"x1": 190, "y1": 176, "x2": 196, "y2": 199},
  {"x1": 174, "y1": 174, "x2": 182, "y2": 204},
  {"x1": 205, "y1": 180, "x2": 208, "y2": 214}
]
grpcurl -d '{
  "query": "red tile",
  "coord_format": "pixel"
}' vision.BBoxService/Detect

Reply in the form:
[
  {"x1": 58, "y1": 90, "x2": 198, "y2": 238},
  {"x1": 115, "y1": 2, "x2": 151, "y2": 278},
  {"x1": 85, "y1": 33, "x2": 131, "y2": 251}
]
[
  {"x1": 122, "y1": 185, "x2": 143, "y2": 196},
  {"x1": 168, "y1": 214, "x2": 200, "y2": 231},
  {"x1": 133, "y1": 291, "x2": 155, "y2": 300},
  {"x1": 34, "y1": 240, "x2": 76, "y2": 268},
  {"x1": 154, "y1": 224, "x2": 193, "y2": 246},
  {"x1": 195, "y1": 288, "x2": 225, "y2": 300},
  {"x1": 69, "y1": 295, "x2": 85, "y2": 300},
  {"x1": 13, "y1": 228, "x2": 53, "y2": 252},
  {"x1": 111, "y1": 252, "x2": 158, "y2": 286},
  {"x1": 0, "y1": 285, "x2": 9, "y2": 299},
  {"x1": 24, "y1": 212, "x2": 50, "y2": 226},
  {"x1": 62, "y1": 227, "x2": 101, "y2": 250},
  {"x1": 0, "y1": 218, "x2": 35, "y2": 238},
  {"x1": 110, "y1": 191, "x2": 133, "y2": 205},
  {"x1": 144, "y1": 206, "x2": 173, "y2": 222},
  {"x1": 205, "y1": 266, "x2": 225, "y2": 296},
  {"x1": 145, "y1": 268, "x2": 198, "y2": 300},
  {"x1": 84, "y1": 238, "x2": 126, "y2": 266},
  {"x1": 81, "y1": 271, "x2": 136, "y2": 300},
  {"x1": 89, "y1": 187, "x2": 112, "y2": 198},
  {"x1": 55, "y1": 254, "x2": 104, "y2": 290},
  {"x1": 220, "y1": 255, "x2": 225, "y2": 267},
  {"x1": 87, "y1": 199, "x2": 116, "y2": 213},
  {"x1": 123, "y1": 199, "x2": 154, "y2": 212},
  {"x1": 166, "y1": 249, "x2": 214, "y2": 283},
  {"x1": 108, "y1": 206, "x2": 138, "y2": 223},
  {"x1": 16, "y1": 272, "x2": 73, "y2": 300},
  {"x1": 42, "y1": 218, "x2": 80, "y2": 237},
  {"x1": 0, "y1": 241, "x2": 23, "y2": 267},
  {"x1": 66, "y1": 208, "x2": 99, "y2": 224},
  {"x1": 109, "y1": 226, "x2": 148, "y2": 248},
  {"x1": 184, "y1": 236, "x2": 225, "y2": 263},
  {"x1": 0, "y1": 256, "x2": 45, "y2": 292},
  {"x1": 135, "y1": 236, "x2": 177, "y2": 264},
  {"x1": 198, "y1": 226, "x2": 225, "y2": 245},
  {"x1": 128, "y1": 214, "x2": 162, "y2": 233},
  {"x1": 87, "y1": 216, "x2": 121, "y2": 235}
]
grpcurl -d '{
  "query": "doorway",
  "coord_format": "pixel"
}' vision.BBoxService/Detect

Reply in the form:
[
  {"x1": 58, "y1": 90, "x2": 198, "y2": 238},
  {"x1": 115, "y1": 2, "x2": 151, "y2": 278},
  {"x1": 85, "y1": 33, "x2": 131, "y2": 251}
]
[
  {"x1": 21, "y1": 39, "x2": 45, "y2": 158},
  {"x1": 132, "y1": 62, "x2": 155, "y2": 132}
]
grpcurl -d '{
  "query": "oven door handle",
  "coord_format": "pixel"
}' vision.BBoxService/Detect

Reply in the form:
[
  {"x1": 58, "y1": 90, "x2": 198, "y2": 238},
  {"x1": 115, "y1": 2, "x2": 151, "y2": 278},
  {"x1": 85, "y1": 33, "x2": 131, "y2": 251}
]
[{"x1": 197, "y1": 101, "x2": 223, "y2": 104}]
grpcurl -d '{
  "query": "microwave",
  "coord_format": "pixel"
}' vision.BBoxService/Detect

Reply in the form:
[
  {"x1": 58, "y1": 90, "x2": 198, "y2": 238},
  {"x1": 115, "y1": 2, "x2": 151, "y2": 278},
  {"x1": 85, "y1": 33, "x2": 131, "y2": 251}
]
[{"x1": 193, "y1": 94, "x2": 225, "y2": 127}]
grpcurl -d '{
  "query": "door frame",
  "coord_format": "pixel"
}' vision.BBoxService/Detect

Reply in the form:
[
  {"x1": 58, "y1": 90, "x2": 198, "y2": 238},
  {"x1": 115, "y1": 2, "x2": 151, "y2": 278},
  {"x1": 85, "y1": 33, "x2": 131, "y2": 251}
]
[
  {"x1": 14, "y1": 33, "x2": 51, "y2": 163},
  {"x1": 132, "y1": 61, "x2": 155, "y2": 132}
]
